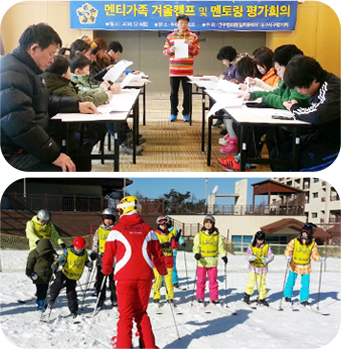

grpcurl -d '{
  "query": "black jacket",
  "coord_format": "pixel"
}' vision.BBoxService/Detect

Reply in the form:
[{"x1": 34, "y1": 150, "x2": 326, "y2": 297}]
[
  {"x1": 0, "y1": 46, "x2": 79, "y2": 162},
  {"x1": 291, "y1": 71, "x2": 341, "y2": 151}
]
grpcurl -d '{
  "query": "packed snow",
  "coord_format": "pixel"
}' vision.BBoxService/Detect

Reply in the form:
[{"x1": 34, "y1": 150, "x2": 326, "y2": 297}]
[{"x1": 1, "y1": 250, "x2": 341, "y2": 349}]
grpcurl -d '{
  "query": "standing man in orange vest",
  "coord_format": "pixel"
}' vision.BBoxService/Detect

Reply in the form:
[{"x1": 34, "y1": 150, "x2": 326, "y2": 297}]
[
  {"x1": 163, "y1": 14, "x2": 200, "y2": 122},
  {"x1": 283, "y1": 223, "x2": 324, "y2": 306}
]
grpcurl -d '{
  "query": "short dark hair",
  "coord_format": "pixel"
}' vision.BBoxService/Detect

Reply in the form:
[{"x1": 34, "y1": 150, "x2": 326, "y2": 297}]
[
  {"x1": 273, "y1": 44, "x2": 303, "y2": 67},
  {"x1": 176, "y1": 14, "x2": 190, "y2": 23},
  {"x1": 70, "y1": 54, "x2": 91, "y2": 73},
  {"x1": 70, "y1": 39, "x2": 91, "y2": 58},
  {"x1": 108, "y1": 41, "x2": 123, "y2": 53},
  {"x1": 19, "y1": 23, "x2": 62, "y2": 50},
  {"x1": 45, "y1": 55, "x2": 69, "y2": 76},
  {"x1": 253, "y1": 46, "x2": 274, "y2": 72},
  {"x1": 284, "y1": 55, "x2": 325, "y2": 89},
  {"x1": 235, "y1": 55, "x2": 257, "y2": 80},
  {"x1": 217, "y1": 46, "x2": 237, "y2": 61}
]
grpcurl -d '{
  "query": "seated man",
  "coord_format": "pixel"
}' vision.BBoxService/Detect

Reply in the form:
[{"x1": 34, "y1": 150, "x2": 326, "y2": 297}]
[
  {"x1": 0, "y1": 23, "x2": 97, "y2": 172},
  {"x1": 279, "y1": 55, "x2": 340, "y2": 171}
]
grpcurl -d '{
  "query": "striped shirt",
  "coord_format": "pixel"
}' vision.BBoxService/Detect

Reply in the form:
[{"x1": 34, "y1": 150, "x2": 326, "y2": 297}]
[
  {"x1": 163, "y1": 29, "x2": 200, "y2": 77},
  {"x1": 246, "y1": 244, "x2": 274, "y2": 274}
]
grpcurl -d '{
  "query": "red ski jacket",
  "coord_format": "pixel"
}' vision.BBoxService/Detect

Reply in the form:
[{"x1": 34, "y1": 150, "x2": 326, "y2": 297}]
[{"x1": 102, "y1": 213, "x2": 167, "y2": 281}]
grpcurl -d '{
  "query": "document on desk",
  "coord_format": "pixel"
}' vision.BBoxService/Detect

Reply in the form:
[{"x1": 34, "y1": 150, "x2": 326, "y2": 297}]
[
  {"x1": 215, "y1": 79, "x2": 241, "y2": 93},
  {"x1": 103, "y1": 60, "x2": 133, "y2": 82},
  {"x1": 121, "y1": 73, "x2": 136, "y2": 88},
  {"x1": 206, "y1": 98, "x2": 244, "y2": 119},
  {"x1": 52, "y1": 112, "x2": 128, "y2": 122},
  {"x1": 174, "y1": 39, "x2": 188, "y2": 59}
]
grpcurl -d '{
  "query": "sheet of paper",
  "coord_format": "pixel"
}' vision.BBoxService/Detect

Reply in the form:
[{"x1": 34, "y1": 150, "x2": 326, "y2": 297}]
[
  {"x1": 52, "y1": 112, "x2": 128, "y2": 122},
  {"x1": 206, "y1": 99, "x2": 244, "y2": 119},
  {"x1": 215, "y1": 79, "x2": 241, "y2": 93},
  {"x1": 103, "y1": 60, "x2": 133, "y2": 83},
  {"x1": 120, "y1": 73, "x2": 135, "y2": 88},
  {"x1": 174, "y1": 39, "x2": 188, "y2": 59}
]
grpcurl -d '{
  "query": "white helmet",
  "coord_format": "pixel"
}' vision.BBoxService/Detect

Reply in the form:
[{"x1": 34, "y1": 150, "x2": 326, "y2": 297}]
[
  {"x1": 37, "y1": 209, "x2": 49, "y2": 221},
  {"x1": 102, "y1": 208, "x2": 115, "y2": 216}
]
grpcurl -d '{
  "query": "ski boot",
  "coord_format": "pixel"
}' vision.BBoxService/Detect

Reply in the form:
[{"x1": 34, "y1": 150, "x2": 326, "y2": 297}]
[
  {"x1": 243, "y1": 293, "x2": 251, "y2": 304},
  {"x1": 258, "y1": 299, "x2": 269, "y2": 307}
]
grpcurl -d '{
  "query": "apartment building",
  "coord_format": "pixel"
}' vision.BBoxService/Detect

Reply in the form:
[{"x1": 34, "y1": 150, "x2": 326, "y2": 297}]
[{"x1": 273, "y1": 178, "x2": 340, "y2": 226}]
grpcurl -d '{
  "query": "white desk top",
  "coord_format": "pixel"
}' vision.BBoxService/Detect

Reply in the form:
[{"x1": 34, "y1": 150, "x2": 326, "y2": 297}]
[
  {"x1": 205, "y1": 88, "x2": 310, "y2": 126},
  {"x1": 52, "y1": 89, "x2": 140, "y2": 122}
]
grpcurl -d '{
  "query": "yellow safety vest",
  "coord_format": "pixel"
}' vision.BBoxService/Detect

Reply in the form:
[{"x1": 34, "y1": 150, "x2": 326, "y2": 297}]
[
  {"x1": 251, "y1": 244, "x2": 269, "y2": 268},
  {"x1": 32, "y1": 220, "x2": 52, "y2": 239},
  {"x1": 293, "y1": 238, "x2": 314, "y2": 265},
  {"x1": 98, "y1": 226, "x2": 111, "y2": 253},
  {"x1": 199, "y1": 231, "x2": 218, "y2": 257},
  {"x1": 156, "y1": 230, "x2": 175, "y2": 257},
  {"x1": 62, "y1": 247, "x2": 87, "y2": 280}
]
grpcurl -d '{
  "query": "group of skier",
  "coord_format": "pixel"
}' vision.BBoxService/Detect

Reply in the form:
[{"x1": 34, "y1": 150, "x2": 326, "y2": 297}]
[{"x1": 24, "y1": 198, "x2": 324, "y2": 348}]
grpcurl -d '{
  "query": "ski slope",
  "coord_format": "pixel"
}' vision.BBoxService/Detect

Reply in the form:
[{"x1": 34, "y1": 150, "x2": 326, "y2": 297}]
[{"x1": 1, "y1": 250, "x2": 340, "y2": 349}]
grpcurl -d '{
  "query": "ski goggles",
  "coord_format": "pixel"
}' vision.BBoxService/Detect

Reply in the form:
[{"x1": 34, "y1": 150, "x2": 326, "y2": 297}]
[{"x1": 158, "y1": 218, "x2": 169, "y2": 224}]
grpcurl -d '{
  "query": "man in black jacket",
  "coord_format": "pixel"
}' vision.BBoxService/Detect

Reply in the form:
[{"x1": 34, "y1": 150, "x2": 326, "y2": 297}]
[
  {"x1": 0, "y1": 23, "x2": 97, "y2": 171},
  {"x1": 276, "y1": 55, "x2": 340, "y2": 171}
]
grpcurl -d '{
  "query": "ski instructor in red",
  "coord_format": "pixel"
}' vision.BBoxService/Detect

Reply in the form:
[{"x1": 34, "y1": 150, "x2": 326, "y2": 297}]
[{"x1": 102, "y1": 196, "x2": 167, "y2": 349}]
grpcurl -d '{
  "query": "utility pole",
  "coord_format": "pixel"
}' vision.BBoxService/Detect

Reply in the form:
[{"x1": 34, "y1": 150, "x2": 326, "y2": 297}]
[{"x1": 205, "y1": 178, "x2": 209, "y2": 214}]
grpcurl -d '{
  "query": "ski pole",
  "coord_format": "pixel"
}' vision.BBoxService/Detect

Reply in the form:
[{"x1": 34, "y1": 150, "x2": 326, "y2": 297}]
[
  {"x1": 80, "y1": 267, "x2": 93, "y2": 310},
  {"x1": 316, "y1": 259, "x2": 324, "y2": 311},
  {"x1": 165, "y1": 286, "x2": 181, "y2": 340},
  {"x1": 224, "y1": 264, "x2": 228, "y2": 306},
  {"x1": 91, "y1": 275, "x2": 107, "y2": 318},
  {"x1": 190, "y1": 265, "x2": 198, "y2": 307},
  {"x1": 183, "y1": 249, "x2": 188, "y2": 290},
  {"x1": 279, "y1": 259, "x2": 290, "y2": 311}
]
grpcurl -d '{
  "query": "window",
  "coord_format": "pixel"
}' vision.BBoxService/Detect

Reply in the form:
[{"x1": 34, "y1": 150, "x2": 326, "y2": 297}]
[
  {"x1": 312, "y1": 212, "x2": 318, "y2": 218},
  {"x1": 266, "y1": 236, "x2": 288, "y2": 244},
  {"x1": 232, "y1": 235, "x2": 252, "y2": 252},
  {"x1": 313, "y1": 192, "x2": 318, "y2": 198},
  {"x1": 314, "y1": 178, "x2": 319, "y2": 183}
]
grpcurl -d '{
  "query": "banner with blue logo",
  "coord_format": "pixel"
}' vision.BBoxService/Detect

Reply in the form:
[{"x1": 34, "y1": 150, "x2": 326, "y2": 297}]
[{"x1": 70, "y1": 1, "x2": 298, "y2": 31}]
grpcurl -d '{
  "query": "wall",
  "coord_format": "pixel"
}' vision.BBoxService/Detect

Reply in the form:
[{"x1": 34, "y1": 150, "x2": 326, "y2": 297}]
[
  {"x1": 170, "y1": 214, "x2": 306, "y2": 239},
  {"x1": 266, "y1": 1, "x2": 341, "y2": 76},
  {"x1": 1, "y1": 1, "x2": 339, "y2": 91}
]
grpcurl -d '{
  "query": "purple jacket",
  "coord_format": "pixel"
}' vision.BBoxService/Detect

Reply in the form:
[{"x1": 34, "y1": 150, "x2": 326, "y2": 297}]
[{"x1": 246, "y1": 243, "x2": 274, "y2": 274}]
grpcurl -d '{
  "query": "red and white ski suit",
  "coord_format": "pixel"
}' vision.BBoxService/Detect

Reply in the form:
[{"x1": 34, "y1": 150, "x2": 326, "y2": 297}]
[{"x1": 102, "y1": 213, "x2": 166, "y2": 349}]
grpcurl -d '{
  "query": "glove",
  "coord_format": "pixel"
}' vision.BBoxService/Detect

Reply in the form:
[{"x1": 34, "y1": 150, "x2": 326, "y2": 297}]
[
  {"x1": 262, "y1": 257, "x2": 269, "y2": 264},
  {"x1": 320, "y1": 257, "x2": 325, "y2": 264},
  {"x1": 222, "y1": 256, "x2": 228, "y2": 264},
  {"x1": 160, "y1": 242, "x2": 171, "y2": 249},
  {"x1": 249, "y1": 255, "x2": 256, "y2": 262},
  {"x1": 286, "y1": 255, "x2": 293, "y2": 262},
  {"x1": 194, "y1": 253, "x2": 202, "y2": 261},
  {"x1": 174, "y1": 233, "x2": 180, "y2": 243},
  {"x1": 87, "y1": 261, "x2": 93, "y2": 271},
  {"x1": 31, "y1": 272, "x2": 38, "y2": 281},
  {"x1": 60, "y1": 243, "x2": 66, "y2": 249},
  {"x1": 51, "y1": 263, "x2": 59, "y2": 272},
  {"x1": 90, "y1": 251, "x2": 98, "y2": 261}
]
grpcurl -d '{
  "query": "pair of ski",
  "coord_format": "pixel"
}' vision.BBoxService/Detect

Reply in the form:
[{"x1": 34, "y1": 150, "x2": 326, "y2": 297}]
[
  {"x1": 280, "y1": 301, "x2": 330, "y2": 316},
  {"x1": 87, "y1": 303, "x2": 119, "y2": 318},
  {"x1": 194, "y1": 301, "x2": 238, "y2": 316},
  {"x1": 154, "y1": 301, "x2": 183, "y2": 315}
]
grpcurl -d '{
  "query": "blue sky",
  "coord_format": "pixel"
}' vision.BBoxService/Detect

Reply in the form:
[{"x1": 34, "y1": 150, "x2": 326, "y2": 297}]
[{"x1": 126, "y1": 177, "x2": 270, "y2": 205}]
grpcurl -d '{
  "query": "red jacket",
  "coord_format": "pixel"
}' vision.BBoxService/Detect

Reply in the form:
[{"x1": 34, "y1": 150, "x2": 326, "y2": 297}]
[{"x1": 102, "y1": 214, "x2": 167, "y2": 281}]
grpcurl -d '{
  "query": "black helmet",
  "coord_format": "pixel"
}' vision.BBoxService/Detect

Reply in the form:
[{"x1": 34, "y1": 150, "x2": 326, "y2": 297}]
[
  {"x1": 300, "y1": 223, "x2": 314, "y2": 236},
  {"x1": 255, "y1": 231, "x2": 266, "y2": 241}
]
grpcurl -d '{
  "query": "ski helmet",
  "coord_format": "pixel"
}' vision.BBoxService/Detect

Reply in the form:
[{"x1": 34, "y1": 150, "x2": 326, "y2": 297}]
[
  {"x1": 156, "y1": 216, "x2": 170, "y2": 226},
  {"x1": 37, "y1": 209, "x2": 49, "y2": 221},
  {"x1": 102, "y1": 208, "x2": 116, "y2": 222},
  {"x1": 166, "y1": 216, "x2": 173, "y2": 228},
  {"x1": 73, "y1": 236, "x2": 86, "y2": 250},
  {"x1": 203, "y1": 215, "x2": 215, "y2": 224},
  {"x1": 255, "y1": 231, "x2": 266, "y2": 241},
  {"x1": 117, "y1": 196, "x2": 141, "y2": 216},
  {"x1": 300, "y1": 223, "x2": 314, "y2": 236}
]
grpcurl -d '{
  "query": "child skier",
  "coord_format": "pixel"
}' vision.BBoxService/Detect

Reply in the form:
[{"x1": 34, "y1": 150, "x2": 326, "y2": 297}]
[
  {"x1": 193, "y1": 215, "x2": 227, "y2": 304},
  {"x1": 243, "y1": 231, "x2": 274, "y2": 306},
  {"x1": 283, "y1": 223, "x2": 324, "y2": 306},
  {"x1": 167, "y1": 217, "x2": 186, "y2": 288},
  {"x1": 91, "y1": 208, "x2": 117, "y2": 307},
  {"x1": 48, "y1": 236, "x2": 93, "y2": 318},
  {"x1": 25, "y1": 239, "x2": 57, "y2": 310},
  {"x1": 153, "y1": 216, "x2": 179, "y2": 303}
]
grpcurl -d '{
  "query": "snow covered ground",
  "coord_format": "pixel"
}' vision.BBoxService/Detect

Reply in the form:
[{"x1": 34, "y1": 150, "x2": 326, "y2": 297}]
[{"x1": 1, "y1": 250, "x2": 341, "y2": 349}]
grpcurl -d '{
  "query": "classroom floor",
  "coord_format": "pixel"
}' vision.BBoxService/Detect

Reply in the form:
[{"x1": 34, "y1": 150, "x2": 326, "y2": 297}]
[{"x1": 91, "y1": 92, "x2": 271, "y2": 172}]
